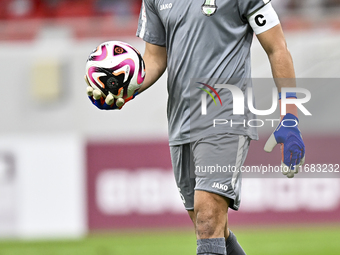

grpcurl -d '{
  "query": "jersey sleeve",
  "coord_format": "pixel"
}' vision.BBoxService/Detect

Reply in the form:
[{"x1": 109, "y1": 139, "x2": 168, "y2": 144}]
[
  {"x1": 237, "y1": 0, "x2": 270, "y2": 19},
  {"x1": 136, "y1": 0, "x2": 166, "y2": 46}
]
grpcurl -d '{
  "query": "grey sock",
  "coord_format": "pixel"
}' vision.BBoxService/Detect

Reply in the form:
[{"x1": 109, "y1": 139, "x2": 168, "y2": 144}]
[
  {"x1": 226, "y1": 230, "x2": 246, "y2": 255},
  {"x1": 197, "y1": 237, "x2": 226, "y2": 255}
]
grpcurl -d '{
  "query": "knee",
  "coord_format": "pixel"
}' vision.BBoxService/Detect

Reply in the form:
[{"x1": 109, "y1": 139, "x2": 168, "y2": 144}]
[
  {"x1": 194, "y1": 193, "x2": 228, "y2": 239},
  {"x1": 195, "y1": 208, "x2": 221, "y2": 238}
]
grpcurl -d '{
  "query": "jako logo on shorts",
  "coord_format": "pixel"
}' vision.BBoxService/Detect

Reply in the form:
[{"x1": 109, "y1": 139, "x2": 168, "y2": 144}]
[{"x1": 212, "y1": 182, "x2": 228, "y2": 191}]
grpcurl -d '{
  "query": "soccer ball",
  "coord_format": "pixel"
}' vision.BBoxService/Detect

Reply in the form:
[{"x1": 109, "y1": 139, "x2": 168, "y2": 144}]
[{"x1": 85, "y1": 41, "x2": 145, "y2": 100}]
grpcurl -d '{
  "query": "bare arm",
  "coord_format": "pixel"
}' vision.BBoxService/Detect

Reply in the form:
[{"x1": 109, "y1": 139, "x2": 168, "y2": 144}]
[
  {"x1": 138, "y1": 42, "x2": 167, "y2": 94},
  {"x1": 257, "y1": 24, "x2": 297, "y2": 117},
  {"x1": 256, "y1": 24, "x2": 296, "y2": 92}
]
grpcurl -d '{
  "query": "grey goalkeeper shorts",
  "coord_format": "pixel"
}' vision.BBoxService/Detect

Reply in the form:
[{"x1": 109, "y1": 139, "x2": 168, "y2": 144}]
[{"x1": 170, "y1": 133, "x2": 250, "y2": 211}]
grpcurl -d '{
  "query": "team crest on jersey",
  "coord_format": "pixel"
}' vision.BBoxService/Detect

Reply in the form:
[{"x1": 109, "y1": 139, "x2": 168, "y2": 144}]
[{"x1": 201, "y1": 0, "x2": 218, "y2": 17}]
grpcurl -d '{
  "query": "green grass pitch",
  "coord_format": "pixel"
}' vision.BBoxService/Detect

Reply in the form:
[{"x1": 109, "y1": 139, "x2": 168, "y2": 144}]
[{"x1": 0, "y1": 225, "x2": 339, "y2": 255}]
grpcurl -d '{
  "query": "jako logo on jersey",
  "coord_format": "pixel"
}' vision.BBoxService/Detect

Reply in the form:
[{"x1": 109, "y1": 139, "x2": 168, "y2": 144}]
[
  {"x1": 212, "y1": 182, "x2": 228, "y2": 191},
  {"x1": 197, "y1": 82, "x2": 223, "y2": 106},
  {"x1": 160, "y1": 3, "x2": 172, "y2": 11},
  {"x1": 201, "y1": 0, "x2": 218, "y2": 17}
]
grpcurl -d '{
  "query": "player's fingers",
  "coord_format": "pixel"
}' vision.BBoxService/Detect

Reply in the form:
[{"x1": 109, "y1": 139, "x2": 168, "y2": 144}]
[
  {"x1": 286, "y1": 171, "x2": 295, "y2": 178},
  {"x1": 293, "y1": 155, "x2": 301, "y2": 174},
  {"x1": 289, "y1": 152, "x2": 300, "y2": 172},
  {"x1": 93, "y1": 89, "x2": 102, "y2": 100},
  {"x1": 87, "y1": 86, "x2": 94, "y2": 96},
  {"x1": 92, "y1": 90, "x2": 105, "y2": 108},
  {"x1": 300, "y1": 155, "x2": 306, "y2": 165},
  {"x1": 105, "y1": 93, "x2": 114, "y2": 105},
  {"x1": 283, "y1": 145, "x2": 294, "y2": 171},
  {"x1": 281, "y1": 161, "x2": 290, "y2": 175},
  {"x1": 116, "y1": 98, "x2": 125, "y2": 108},
  {"x1": 92, "y1": 92, "x2": 104, "y2": 108},
  {"x1": 281, "y1": 162, "x2": 295, "y2": 178},
  {"x1": 101, "y1": 99, "x2": 120, "y2": 110},
  {"x1": 264, "y1": 133, "x2": 277, "y2": 153},
  {"x1": 295, "y1": 155, "x2": 305, "y2": 171}
]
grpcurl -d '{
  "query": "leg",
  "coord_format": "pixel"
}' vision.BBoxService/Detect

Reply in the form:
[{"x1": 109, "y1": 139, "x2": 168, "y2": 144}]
[
  {"x1": 187, "y1": 192, "x2": 228, "y2": 254},
  {"x1": 170, "y1": 144, "x2": 222, "y2": 254},
  {"x1": 194, "y1": 190, "x2": 230, "y2": 239},
  {"x1": 188, "y1": 192, "x2": 230, "y2": 238},
  {"x1": 189, "y1": 202, "x2": 246, "y2": 255},
  {"x1": 192, "y1": 134, "x2": 251, "y2": 255},
  {"x1": 193, "y1": 191, "x2": 229, "y2": 255},
  {"x1": 171, "y1": 135, "x2": 250, "y2": 254}
]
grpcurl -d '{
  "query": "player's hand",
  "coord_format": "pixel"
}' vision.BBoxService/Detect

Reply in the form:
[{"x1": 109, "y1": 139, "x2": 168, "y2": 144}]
[
  {"x1": 85, "y1": 76, "x2": 138, "y2": 110},
  {"x1": 264, "y1": 113, "x2": 305, "y2": 178}
]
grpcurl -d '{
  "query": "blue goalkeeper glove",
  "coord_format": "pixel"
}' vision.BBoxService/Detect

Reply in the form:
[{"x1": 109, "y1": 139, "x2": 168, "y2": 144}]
[
  {"x1": 264, "y1": 113, "x2": 305, "y2": 178},
  {"x1": 85, "y1": 75, "x2": 138, "y2": 110}
]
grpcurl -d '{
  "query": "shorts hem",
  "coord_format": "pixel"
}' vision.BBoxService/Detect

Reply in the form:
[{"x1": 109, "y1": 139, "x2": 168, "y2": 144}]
[{"x1": 194, "y1": 188, "x2": 239, "y2": 211}]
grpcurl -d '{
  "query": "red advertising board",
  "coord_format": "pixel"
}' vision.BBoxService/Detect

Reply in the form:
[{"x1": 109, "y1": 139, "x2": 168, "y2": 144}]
[{"x1": 87, "y1": 141, "x2": 192, "y2": 230}]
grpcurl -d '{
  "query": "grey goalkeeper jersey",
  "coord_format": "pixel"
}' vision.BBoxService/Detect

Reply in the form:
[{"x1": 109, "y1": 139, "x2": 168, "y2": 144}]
[{"x1": 137, "y1": 0, "x2": 277, "y2": 145}]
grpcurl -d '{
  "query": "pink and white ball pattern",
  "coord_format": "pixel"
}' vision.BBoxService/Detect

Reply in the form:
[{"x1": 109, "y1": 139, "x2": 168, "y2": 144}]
[{"x1": 85, "y1": 41, "x2": 145, "y2": 98}]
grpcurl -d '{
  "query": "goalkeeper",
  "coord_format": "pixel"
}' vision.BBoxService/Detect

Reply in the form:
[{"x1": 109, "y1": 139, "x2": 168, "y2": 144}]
[{"x1": 87, "y1": 0, "x2": 305, "y2": 254}]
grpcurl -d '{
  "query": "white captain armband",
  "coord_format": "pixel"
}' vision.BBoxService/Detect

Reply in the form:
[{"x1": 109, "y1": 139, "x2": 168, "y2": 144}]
[{"x1": 248, "y1": 2, "x2": 280, "y2": 35}]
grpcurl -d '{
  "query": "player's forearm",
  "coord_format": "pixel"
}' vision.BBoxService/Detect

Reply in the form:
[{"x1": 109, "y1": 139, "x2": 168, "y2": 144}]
[
  {"x1": 138, "y1": 43, "x2": 167, "y2": 94},
  {"x1": 257, "y1": 25, "x2": 296, "y2": 92},
  {"x1": 268, "y1": 47, "x2": 296, "y2": 92},
  {"x1": 138, "y1": 57, "x2": 166, "y2": 93},
  {"x1": 268, "y1": 48, "x2": 298, "y2": 117}
]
